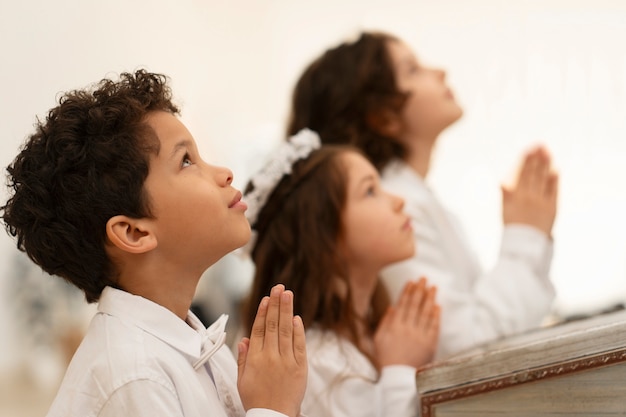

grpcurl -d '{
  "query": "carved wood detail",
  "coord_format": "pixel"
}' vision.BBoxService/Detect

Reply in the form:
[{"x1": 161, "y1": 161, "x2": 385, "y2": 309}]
[{"x1": 420, "y1": 347, "x2": 626, "y2": 417}]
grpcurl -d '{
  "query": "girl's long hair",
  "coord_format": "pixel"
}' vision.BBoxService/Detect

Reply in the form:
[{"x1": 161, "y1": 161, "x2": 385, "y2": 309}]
[
  {"x1": 286, "y1": 32, "x2": 408, "y2": 171},
  {"x1": 241, "y1": 145, "x2": 390, "y2": 367}
]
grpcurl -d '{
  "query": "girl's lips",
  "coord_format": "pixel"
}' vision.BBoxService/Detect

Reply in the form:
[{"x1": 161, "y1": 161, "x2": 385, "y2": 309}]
[
  {"x1": 403, "y1": 218, "x2": 413, "y2": 231},
  {"x1": 229, "y1": 191, "x2": 247, "y2": 210}
]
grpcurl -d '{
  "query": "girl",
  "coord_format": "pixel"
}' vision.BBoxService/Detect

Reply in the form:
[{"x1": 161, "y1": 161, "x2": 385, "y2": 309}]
[
  {"x1": 241, "y1": 129, "x2": 440, "y2": 417},
  {"x1": 286, "y1": 31, "x2": 559, "y2": 360}
]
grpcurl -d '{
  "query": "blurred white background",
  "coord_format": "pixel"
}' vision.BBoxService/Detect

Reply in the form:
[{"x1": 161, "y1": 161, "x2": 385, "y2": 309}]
[{"x1": 1, "y1": 0, "x2": 625, "y2": 415}]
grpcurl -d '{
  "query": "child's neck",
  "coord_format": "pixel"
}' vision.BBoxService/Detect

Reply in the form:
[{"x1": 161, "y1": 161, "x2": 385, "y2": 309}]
[
  {"x1": 354, "y1": 320, "x2": 376, "y2": 357},
  {"x1": 403, "y1": 134, "x2": 436, "y2": 179},
  {"x1": 350, "y1": 271, "x2": 378, "y2": 319},
  {"x1": 118, "y1": 265, "x2": 201, "y2": 321}
]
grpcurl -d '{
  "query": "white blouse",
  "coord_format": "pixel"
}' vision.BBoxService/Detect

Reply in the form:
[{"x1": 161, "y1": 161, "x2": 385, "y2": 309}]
[
  {"x1": 380, "y1": 159, "x2": 555, "y2": 360},
  {"x1": 302, "y1": 327, "x2": 419, "y2": 417}
]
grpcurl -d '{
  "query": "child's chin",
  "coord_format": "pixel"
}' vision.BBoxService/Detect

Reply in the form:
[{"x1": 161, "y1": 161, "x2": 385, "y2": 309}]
[
  {"x1": 229, "y1": 228, "x2": 253, "y2": 254},
  {"x1": 399, "y1": 246, "x2": 416, "y2": 262}
]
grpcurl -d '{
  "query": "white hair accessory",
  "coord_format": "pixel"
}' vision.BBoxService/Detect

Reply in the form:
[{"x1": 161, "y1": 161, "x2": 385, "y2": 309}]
[{"x1": 238, "y1": 128, "x2": 321, "y2": 257}]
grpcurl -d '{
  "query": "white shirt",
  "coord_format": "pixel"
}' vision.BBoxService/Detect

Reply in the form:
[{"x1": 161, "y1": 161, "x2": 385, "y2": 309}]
[
  {"x1": 380, "y1": 159, "x2": 555, "y2": 360},
  {"x1": 46, "y1": 286, "x2": 289, "y2": 417},
  {"x1": 302, "y1": 327, "x2": 418, "y2": 417}
]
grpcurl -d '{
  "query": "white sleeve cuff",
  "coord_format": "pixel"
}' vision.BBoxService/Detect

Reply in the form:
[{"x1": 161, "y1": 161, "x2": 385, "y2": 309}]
[{"x1": 501, "y1": 224, "x2": 554, "y2": 278}]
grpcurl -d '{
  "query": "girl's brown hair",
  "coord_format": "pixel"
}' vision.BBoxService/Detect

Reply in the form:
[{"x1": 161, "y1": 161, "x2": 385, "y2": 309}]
[
  {"x1": 287, "y1": 32, "x2": 408, "y2": 171},
  {"x1": 241, "y1": 145, "x2": 390, "y2": 366}
]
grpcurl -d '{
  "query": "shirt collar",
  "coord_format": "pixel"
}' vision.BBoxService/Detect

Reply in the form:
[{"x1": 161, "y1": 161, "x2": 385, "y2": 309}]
[{"x1": 97, "y1": 286, "x2": 205, "y2": 362}]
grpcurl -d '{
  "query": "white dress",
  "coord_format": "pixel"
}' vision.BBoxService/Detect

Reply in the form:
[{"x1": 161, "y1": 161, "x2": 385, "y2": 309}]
[
  {"x1": 380, "y1": 159, "x2": 555, "y2": 360},
  {"x1": 302, "y1": 327, "x2": 418, "y2": 417},
  {"x1": 46, "y1": 286, "x2": 288, "y2": 417}
]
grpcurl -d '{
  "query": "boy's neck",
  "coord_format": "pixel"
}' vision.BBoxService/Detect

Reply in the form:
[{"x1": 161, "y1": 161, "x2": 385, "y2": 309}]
[{"x1": 118, "y1": 264, "x2": 201, "y2": 321}]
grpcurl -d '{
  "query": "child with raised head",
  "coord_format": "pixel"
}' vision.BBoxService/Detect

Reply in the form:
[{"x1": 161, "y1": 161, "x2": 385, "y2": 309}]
[
  {"x1": 240, "y1": 129, "x2": 440, "y2": 417},
  {"x1": 1, "y1": 70, "x2": 307, "y2": 417},
  {"x1": 286, "y1": 31, "x2": 559, "y2": 360}
]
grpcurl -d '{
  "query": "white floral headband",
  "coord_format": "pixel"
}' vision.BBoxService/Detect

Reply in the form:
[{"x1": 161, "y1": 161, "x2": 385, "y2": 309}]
[{"x1": 238, "y1": 128, "x2": 321, "y2": 258}]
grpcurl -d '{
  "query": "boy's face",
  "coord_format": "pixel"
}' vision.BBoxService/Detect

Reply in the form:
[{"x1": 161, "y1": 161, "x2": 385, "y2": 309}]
[{"x1": 142, "y1": 111, "x2": 250, "y2": 270}]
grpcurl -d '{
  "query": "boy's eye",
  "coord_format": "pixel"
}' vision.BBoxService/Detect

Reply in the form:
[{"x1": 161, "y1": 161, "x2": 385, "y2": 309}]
[
  {"x1": 365, "y1": 186, "x2": 376, "y2": 196},
  {"x1": 182, "y1": 153, "x2": 192, "y2": 168}
]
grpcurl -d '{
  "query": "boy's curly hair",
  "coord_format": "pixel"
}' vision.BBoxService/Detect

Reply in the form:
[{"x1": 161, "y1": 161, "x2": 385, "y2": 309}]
[{"x1": 1, "y1": 69, "x2": 179, "y2": 302}]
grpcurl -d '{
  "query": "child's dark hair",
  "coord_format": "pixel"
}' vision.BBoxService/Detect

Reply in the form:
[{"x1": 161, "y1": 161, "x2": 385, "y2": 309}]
[
  {"x1": 242, "y1": 145, "x2": 390, "y2": 366},
  {"x1": 1, "y1": 69, "x2": 179, "y2": 303},
  {"x1": 287, "y1": 31, "x2": 408, "y2": 171}
]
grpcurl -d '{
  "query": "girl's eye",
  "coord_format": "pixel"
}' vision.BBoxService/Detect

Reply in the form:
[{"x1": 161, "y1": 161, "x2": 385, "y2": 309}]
[
  {"x1": 182, "y1": 153, "x2": 192, "y2": 168},
  {"x1": 365, "y1": 186, "x2": 376, "y2": 196}
]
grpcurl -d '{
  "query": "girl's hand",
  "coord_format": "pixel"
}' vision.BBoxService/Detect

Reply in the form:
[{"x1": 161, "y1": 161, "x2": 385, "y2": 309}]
[
  {"x1": 237, "y1": 284, "x2": 307, "y2": 417},
  {"x1": 374, "y1": 278, "x2": 440, "y2": 369},
  {"x1": 502, "y1": 146, "x2": 559, "y2": 236}
]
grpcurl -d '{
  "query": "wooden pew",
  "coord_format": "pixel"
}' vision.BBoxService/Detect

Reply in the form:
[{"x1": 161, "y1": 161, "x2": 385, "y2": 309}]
[{"x1": 416, "y1": 308, "x2": 626, "y2": 416}]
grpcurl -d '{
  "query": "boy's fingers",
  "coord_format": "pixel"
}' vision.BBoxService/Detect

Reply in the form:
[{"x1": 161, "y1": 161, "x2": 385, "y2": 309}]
[
  {"x1": 264, "y1": 284, "x2": 284, "y2": 352},
  {"x1": 236, "y1": 338, "x2": 250, "y2": 382},
  {"x1": 278, "y1": 290, "x2": 295, "y2": 355},
  {"x1": 249, "y1": 296, "x2": 270, "y2": 352},
  {"x1": 292, "y1": 315, "x2": 307, "y2": 366}
]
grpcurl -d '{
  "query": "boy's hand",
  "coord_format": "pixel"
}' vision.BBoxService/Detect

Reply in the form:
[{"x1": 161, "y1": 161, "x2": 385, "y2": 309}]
[
  {"x1": 502, "y1": 146, "x2": 559, "y2": 236},
  {"x1": 237, "y1": 284, "x2": 307, "y2": 417},
  {"x1": 374, "y1": 278, "x2": 440, "y2": 369}
]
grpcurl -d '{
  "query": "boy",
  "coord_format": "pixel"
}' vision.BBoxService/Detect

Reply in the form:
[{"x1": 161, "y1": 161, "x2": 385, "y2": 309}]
[{"x1": 1, "y1": 70, "x2": 307, "y2": 417}]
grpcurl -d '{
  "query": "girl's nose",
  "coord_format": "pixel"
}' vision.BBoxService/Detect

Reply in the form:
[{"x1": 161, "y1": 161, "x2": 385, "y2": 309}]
[
  {"x1": 390, "y1": 193, "x2": 405, "y2": 212},
  {"x1": 215, "y1": 166, "x2": 233, "y2": 186}
]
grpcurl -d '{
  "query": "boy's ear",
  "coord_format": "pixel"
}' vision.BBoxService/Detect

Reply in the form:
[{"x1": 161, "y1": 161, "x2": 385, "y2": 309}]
[
  {"x1": 366, "y1": 108, "x2": 403, "y2": 138},
  {"x1": 106, "y1": 215, "x2": 157, "y2": 254}
]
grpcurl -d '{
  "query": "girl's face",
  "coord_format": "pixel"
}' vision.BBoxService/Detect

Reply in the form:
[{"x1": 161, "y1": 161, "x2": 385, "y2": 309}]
[
  {"x1": 340, "y1": 151, "x2": 415, "y2": 270},
  {"x1": 386, "y1": 39, "x2": 463, "y2": 143}
]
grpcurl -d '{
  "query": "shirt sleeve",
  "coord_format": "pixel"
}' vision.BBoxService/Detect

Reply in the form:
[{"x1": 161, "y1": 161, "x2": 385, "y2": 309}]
[
  {"x1": 379, "y1": 365, "x2": 419, "y2": 417},
  {"x1": 446, "y1": 225, "x2": 554, "y2": 358},
  {"x1": 99, "y1": 379, "x2": 185, "y2": 417}
]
